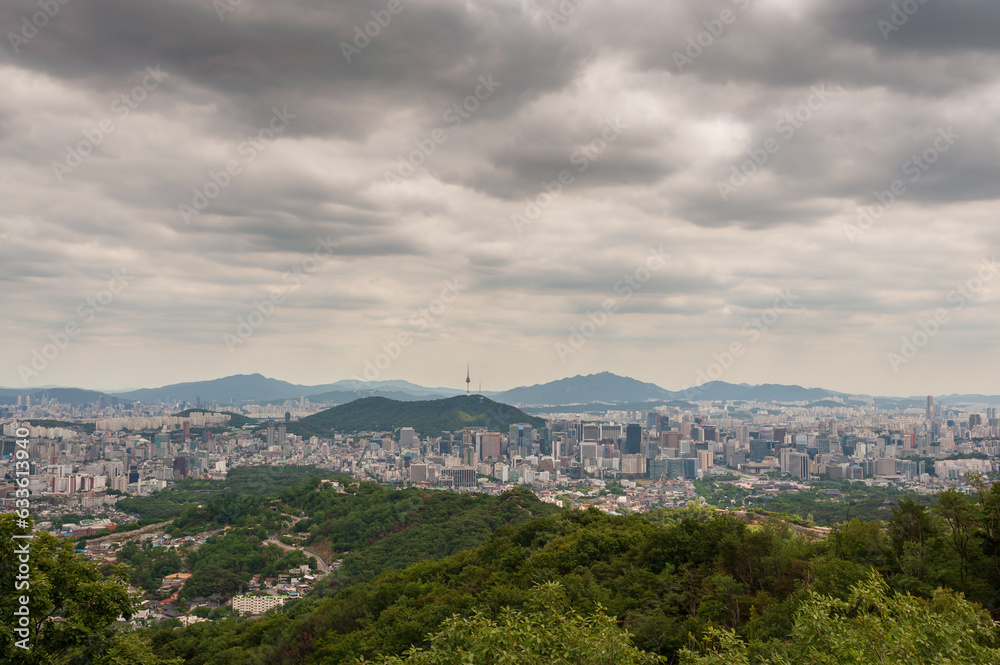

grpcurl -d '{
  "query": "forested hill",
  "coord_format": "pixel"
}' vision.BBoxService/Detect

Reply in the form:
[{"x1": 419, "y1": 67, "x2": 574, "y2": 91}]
[
  {"x1": 145, "y1": 484, "x2": 1000, "y2": 664},
  {"x1": 287, "y1": 394, "x2": 545, "y2": 437},
  {"x1": 114, "y1": 468, "x2": 559, "y2": 603}
]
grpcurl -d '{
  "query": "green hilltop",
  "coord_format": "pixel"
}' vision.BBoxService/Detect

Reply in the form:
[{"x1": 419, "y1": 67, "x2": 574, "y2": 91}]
[{"x1": 287, "y1": 394, "x2": 545, "y2": 438}]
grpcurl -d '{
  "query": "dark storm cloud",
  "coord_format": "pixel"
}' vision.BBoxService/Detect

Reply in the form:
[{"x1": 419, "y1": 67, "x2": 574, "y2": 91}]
[{"x1": 1, "y1": 0, "x2": 586, "y2": 138}]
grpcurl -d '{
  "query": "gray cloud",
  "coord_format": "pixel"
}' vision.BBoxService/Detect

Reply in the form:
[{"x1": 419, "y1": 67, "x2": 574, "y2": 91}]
[{"x1": 0, "y1": 0, "x2": 997, "y2": 395}]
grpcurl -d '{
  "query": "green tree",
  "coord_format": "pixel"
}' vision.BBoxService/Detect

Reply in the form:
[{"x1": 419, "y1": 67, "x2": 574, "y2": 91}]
[
  {"x1": 681, "y1": 571, "x2": 1000, "y2": 664},
  {"x1": 935, "y1": 488, "x2": 981, "y2": 585},
  {"x1": 889, "y1": 497, "x2": 935, "y2": 583},
  {"x1": 0, "y1": 514, "x2": 180, "y2": 665},
  {"x1": 358, "y1": 582, "x2": 662, "y2": 665},
  {"x1": 970, "y1": 475, "x2": 1000, "y2": 579}
]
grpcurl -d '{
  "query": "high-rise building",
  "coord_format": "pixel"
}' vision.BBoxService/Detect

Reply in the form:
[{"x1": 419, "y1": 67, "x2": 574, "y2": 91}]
[
  {"x1": 399, "y1": 427, "x2": 417, "y2": 448},
  {"x1": 439, "y1": 432, "x2": 453, "y2": 455},
  {"x1": 666, "y1": 457, "x2": 697, "y2": 480},
  {"x1": 698, "y1": 449, "x2": 713, "y2": 471},
  {"x1": 781, "y1": 449, "x2": 809, "y2": 479},
  {"x1": 649, "y1": 456, "x2": 668, "y2": 480},
  {"x1": 749, "y1": 439, "x2": 770, "y2": 462},
  {"x1": 927, "y1": 396, "x2": 934, "y2": 421},
  {"x1": 601, "y1": 424, "x2": 624, "y2": 441},
  {"x1": 625, "y1": 424, "x2": 642, "y2": 455},
  {"x1": 509, "y1": 424, "x2": 534, "y2": 457},
  {"x1": 479, "y1": 432, "x2": 502, "y2": 460},
  {"x1": 621, "y1": 454, "x2": 646, "y2": 476},
  {"x1": 443, "y1": 466, "x2": 476, "y2": 488},
  {"x1": 409, "y1": 463, "x2": 428, "y2": 483},
  {"x1": 172, "y1": 457, "x2": 187, "y2": 479}
]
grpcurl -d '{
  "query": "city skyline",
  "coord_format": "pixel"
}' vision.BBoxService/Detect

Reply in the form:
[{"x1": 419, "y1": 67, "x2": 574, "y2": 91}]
[{"x1": 2, "y1": 0, "x2": 999, "y2": 396}]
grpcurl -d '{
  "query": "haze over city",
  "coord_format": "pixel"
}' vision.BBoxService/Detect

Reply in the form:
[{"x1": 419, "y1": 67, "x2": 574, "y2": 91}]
[{"x1": 2, "y1": 0, "x2": 998, "y2": 395}]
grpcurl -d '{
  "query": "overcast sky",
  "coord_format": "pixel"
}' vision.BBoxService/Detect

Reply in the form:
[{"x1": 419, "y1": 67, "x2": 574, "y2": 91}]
[{"x1": 1, "y1": 0, "x2": 998, "y2": 396}]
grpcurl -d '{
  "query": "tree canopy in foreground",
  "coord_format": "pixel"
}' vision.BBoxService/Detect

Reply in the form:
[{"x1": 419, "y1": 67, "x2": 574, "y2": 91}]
[
  {"x1": 357, "y1": 582, "x2": 662, "y2": 665},
  {"x1": 681, "y1": 571, "x2": 1000, "y2": 664}
]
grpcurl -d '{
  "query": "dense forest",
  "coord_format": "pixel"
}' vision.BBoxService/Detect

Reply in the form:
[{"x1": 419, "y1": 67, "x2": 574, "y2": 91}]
[
  {"x1": 8, "y1": 468, "x2": 1000, "y2": 664},
  {"x1": 287, "y1": 395, "x2": 545, "y2": 438},
  {"x1": 113, "y1": 470, "x2": 560, "y2": 608},
  {"x1": 142, "y1": 478, "x2": 1000, "y2": 664},
  {"x1": 118, "y1": 531, "x2": 311, "y2": 600},
  {"x1": 116, "y1": 466, "x2": 338, "y2": 526}
]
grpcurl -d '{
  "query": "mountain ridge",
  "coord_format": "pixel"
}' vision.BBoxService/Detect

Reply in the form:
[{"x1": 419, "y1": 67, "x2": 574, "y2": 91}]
[{"x1": 5, "y1": 372, "x2": 999, "y2": 408}]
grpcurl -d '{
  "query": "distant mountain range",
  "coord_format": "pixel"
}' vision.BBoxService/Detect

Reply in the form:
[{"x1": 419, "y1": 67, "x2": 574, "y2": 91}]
[
  {"x1": 113, "y1": 374, "x2": 463, "y2": 405},
  {"x1": 2, "y1": 372, "x2": 998, "y2": 408},
  {"x1": 288, "y1": 395, "x2": 545, "y2": 438},
  {"x1": 491, "y1": 373, "x2": 851, "y2": 407},
  {"x1": 493, "y1": 372, "x2": 673, "y2": 405}
]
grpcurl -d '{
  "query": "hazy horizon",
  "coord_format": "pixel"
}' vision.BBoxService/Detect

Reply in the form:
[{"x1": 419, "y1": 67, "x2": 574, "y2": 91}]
[{"x1": 4, "y1": 369, "x2": 997, "y2": 402}]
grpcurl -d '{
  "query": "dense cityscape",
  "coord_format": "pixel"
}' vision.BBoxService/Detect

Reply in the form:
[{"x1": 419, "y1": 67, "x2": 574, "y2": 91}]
[{"x1": 3, "y1": 376, "x2": 999, "y2": 633}]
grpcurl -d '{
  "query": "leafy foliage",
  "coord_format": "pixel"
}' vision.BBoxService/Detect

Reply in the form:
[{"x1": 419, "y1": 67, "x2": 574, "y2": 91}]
[
  {"x1": 0, "y1": 514, "x2": 180, "y2": 665},
  {"x1": 146, "y1": 482, "x2": 1000, "y2": 665},
  {"x1": 292, "y1": 484, "x2": 559, "y2": 584},
  {"x1": 359, "y1": 582, "x2": 662, "y2": 665},
  {"x1": 179, "y1": 529, "x2": 309, "y2": 600},
  {"x1": 681, "y1": 571, "x2": 1000, "y2": 664},
  {"x1": 119, "y1": 541, "x2": 186, "y2": 593},
  {"x1": 116, "y1": 466, "x2": 337, "y2": 529}
]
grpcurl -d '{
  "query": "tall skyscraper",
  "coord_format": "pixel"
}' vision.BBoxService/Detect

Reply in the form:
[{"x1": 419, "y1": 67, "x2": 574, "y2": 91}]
[
  {"x1": 926, "y1": 395, "x2": 934, "y2": 421},
  {"x1": 509, "y1": 424, "x2": 534, "y2": 457},
  {"x1": 625, "y1": 424, "x2": 642, "y2": 455},
  {"x1": 479, "y1": 432, "x2": 502, "y2": 460}
]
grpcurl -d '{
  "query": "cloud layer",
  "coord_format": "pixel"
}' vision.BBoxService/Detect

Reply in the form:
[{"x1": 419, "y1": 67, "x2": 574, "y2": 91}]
[{"x1": 1, "y1": 0, "x2": 998, "y2": 395}]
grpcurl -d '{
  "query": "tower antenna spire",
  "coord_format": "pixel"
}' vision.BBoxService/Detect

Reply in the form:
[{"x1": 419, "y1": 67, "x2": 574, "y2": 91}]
[{"x1": 466, "y1": 364, "x2": 471, "y2": 396}]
